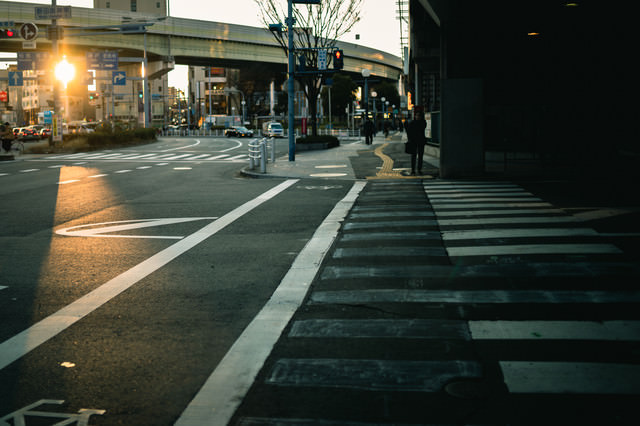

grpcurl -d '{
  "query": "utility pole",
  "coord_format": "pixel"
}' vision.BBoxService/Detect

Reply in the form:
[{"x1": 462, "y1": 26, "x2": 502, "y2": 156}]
[{"x1": 286, "y1": 0, "x2": 295, "y2": 161}]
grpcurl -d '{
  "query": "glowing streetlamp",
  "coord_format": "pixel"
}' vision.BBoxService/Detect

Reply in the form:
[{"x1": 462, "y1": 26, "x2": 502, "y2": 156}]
[{"x1": 55, "y1": 56, "x2": 75, "y2": 89}]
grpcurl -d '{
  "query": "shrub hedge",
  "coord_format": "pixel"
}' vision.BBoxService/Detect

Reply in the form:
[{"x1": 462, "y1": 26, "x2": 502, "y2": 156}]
[
  {"x1": 295, "y1": 135, "x2": 340, "y2": 147},
  {"x1": 87, "y1": 128, "x2": 157, "y2": 148}
]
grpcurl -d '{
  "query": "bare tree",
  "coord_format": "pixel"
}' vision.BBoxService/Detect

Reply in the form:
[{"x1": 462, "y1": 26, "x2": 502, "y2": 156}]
[{"x1": 255, "y1": 0, "x2": 362, "y2": 136}]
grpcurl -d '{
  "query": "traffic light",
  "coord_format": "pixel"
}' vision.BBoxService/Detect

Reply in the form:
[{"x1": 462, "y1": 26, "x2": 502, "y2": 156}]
[
  {"x1": 138, "y1": 91, "x2": 143, "y2": 99},
  {"x1": 333, "y1": 49, "x2": 344, "y2": 70},
  {"x1": 297, "y1": 54, "x2": 307, "y2": 72},
  {"x1": 0, "y1": 28, "x2": 16, "y2": 39}
]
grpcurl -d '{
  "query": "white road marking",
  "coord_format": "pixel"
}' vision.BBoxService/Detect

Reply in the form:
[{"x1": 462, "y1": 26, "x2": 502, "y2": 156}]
[
  {"x1": 446, "y1": 243, "x2": 622, "y2": 257},
  {"x1": 0, "y1": 286, "x2": 7, "y2": 291},
  {"x1": 159, "y1": 140, "x2": 201, "y2": 152},
  {"x1": 438, "y1": 216, "x2": 577, "y2": 226},
  {"x1": 220, "y1": 139, "x2": 243, "y2": 152},
  {"x1": 88, "y1": 174, "x2": 108, "y2": 178},
  {"x1": 0, "y1": 179, "x2": 299, "y2": 371},
  {"x1": 264, "y1": 359, "x2": 482, "y2": 392},
  {"x1": 175, "y1": 181, "x2": 366, "y2": 426},
  {"x1": 0, "y1": 173, "x2": 9, "y2": 177},
  {"x1": 20, "y1": 169, "x2": 39, "y2": 173},
  {"x1": 309, "y1": 289, "x2": 640, "y2": 305},
  {"x1": 442, "y1": 228, "x2": 599, "y2": 240},
  {"x1": 289, "y1": 319, "x2": 470, "y2": 339},
  {"x1": 56, "y1": 217, "x2": 217, "y2": 240},
  {"x1": 500, "y1": 361, "x2": 640, "y2": 394},
  {"x1": 58, "y1": 180, "x2": 80, "y2": 185},
  {"x1": 469, "y1": 320, "x2": 640, "y2": 341},
  {"x1": 114, "y1": 170, "x2": 132, "y2": 174},
  {"x1": 204, "y1": 154, "x2": 230, "y2": 160},
  {"x1": 435, "y1": 208, "x2": 565, "y2": 217}
]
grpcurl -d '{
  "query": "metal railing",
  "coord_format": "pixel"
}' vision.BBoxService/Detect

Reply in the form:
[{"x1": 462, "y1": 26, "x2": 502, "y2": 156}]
[{"x1": 248, "y1": 137, "x2": 276, "y2": 173}]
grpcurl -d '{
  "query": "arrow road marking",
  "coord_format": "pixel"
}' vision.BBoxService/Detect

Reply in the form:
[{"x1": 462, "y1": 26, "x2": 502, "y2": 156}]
[
  {"x1": 55, "y1": 217, "x2": 218, "y2": 240},
  {"x1": 0, "y1": 179, "x2": 299, "y2": 371}
]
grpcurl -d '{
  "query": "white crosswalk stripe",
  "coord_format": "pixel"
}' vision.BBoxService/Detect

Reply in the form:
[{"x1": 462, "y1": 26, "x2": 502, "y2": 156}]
[
  {"x1": 236, "y1": 180, "x2": 640, "y2": 424},
  {"x1": 40, "y1": 151, "x2": 247, "y2": 162}
]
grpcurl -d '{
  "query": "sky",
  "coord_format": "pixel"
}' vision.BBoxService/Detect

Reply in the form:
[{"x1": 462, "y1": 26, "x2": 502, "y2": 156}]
[{"x1": 3, "y1": 0, "x2": 404, "y2": 90}]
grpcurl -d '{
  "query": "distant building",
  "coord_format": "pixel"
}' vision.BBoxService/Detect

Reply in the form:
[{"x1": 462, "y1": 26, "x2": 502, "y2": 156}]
[{"x1": 93, "y1": 0, "x2": 167, "y2": 16}]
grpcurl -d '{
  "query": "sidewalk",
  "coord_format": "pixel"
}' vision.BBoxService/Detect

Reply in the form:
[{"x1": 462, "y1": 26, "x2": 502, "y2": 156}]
[{"x1": 241, "y1": 131, "x2": 440, "y2": 180}]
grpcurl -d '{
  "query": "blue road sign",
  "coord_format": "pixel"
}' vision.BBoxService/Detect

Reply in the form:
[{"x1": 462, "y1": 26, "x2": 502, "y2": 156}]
[
  {"x1": 112, "y1": 71, "x2": 126, "y2": 86},
  {"x1": 44, "y1": 110, "x2": 53, "y2": 125},
  {"x1": 8, "y1": 71, "x2": 23, "y2": 87},
  {"x1": 17, "y1": 52, "x2": 50, "y2": 70}
]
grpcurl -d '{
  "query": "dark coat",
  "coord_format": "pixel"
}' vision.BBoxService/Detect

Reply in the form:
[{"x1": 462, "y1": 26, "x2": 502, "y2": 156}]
[{"x1": 407, "y1": 119, "x2": 426, "y2": 147}]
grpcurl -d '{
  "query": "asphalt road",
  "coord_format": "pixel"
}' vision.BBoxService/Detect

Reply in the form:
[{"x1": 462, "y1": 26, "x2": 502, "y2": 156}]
[
  {"x1": 0, "y1": 136, "x2": 352, "y2": 425},
  {"x1": 2, "y1": 136, "x2": 640, "y2": 425}
]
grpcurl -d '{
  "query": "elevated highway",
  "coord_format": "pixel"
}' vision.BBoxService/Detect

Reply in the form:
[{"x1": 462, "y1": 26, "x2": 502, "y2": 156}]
[{"x1": 0, "y1": 1, "x2": 402, "y2": 81}]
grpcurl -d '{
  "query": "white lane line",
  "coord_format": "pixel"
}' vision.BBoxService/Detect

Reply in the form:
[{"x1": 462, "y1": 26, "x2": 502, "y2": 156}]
[
  {"x1": 175, "y1": 180, "x2": 366, "y2": 426},
  {"x1": 447, "y1": 243, "x2": 622, "y2": 257},
  {"x1": 158, "y1": 140, "x2": 201, "y2": 152},
  {"x1": 469, "y1": 320, "x2": 640, "y2": 341},
  {"x1": 114, "y1": 170, "x2": 132, "y2": 174},
  {"x1": 89, "y1": 174, "x2": 108, "y2": 178},
  {"x1": 136, "y1": 166, "x2": 152, "y2": 170},
  {"x1": 500, "y1": 361, "x2": 640, "y2": 394},
  {"x1": 58, "y1": 180, "x2": 81, "y2": 185},
  {"x1": 20, "y1": 169, "x2": 39, "y2": 173},
  {"x1": 220, "y1": 139, "x2": 243, "y2": 152},
  {"x1": 0, "y1": 173, "x2": 9, "y2": 177},
  {"x1": 0, "y1": 286, "x2": 7, "y2": 291},
  {"x1": 0, "y1": 179, "x2": 299, "y2": 371}
]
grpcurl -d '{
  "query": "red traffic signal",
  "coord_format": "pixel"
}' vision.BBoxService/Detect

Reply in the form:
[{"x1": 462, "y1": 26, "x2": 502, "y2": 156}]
[
  {"x1": 0, "y1": 29, "x2": 16, "y2": 38},
  {"x1": 333, "y1": 49, "x2": 344, "y2": 70}
]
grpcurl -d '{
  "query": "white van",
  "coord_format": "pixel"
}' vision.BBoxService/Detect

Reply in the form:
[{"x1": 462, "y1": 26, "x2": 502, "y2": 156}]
[{"x1": 262, "y1": 122, "x2": 284, "y2": 138}]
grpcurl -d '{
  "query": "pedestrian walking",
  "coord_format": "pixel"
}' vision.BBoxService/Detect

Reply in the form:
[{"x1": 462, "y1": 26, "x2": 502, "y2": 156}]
[
  {"x1": 364, "y1": 118, "x2": 374, "y2": 145},
  {"x1": 405, "y1": 106, "x2": 427, "y2": 175}
]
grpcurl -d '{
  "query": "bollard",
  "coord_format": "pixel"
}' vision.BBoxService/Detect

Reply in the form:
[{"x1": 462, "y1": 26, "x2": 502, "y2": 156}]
[
  {"x1": 270, "y1": 137, "x2": 276, "y2": 163},
  {"x1": 260, "y1": 140, "x2": 267, "y2": 173}
]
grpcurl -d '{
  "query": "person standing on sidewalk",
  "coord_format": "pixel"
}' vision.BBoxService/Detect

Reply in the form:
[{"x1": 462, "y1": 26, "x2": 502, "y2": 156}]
[
  {"x1": 406, "y1": 106, "x2": 427, "y2": 175},
  {"x1": 363, "y1": 118, "x2": 374, "y2": 145},
  {"x1": 1, "y1": 122, "x2": 14, "y2": 153}
]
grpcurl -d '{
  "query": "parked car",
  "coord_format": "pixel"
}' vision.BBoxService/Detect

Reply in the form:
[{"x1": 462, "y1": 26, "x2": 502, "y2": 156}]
[
  {"x1": 225, "y1": 126, "x2": 254, "y2": 138},
  {"x1": 262, "y1": 121, "x2": 284, "y2": 138},
  {"x1": 39, "y1": 128, "x2": 51, "y2": 138}
]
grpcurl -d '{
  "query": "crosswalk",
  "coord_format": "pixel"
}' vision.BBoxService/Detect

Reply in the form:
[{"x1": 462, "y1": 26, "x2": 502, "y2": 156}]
[
  {"x1": 39, "y1": 151, "x2": 249, "y2": 162},
  {"x1": 233, "y1": 180, "x2": 640, "y2": 425}
]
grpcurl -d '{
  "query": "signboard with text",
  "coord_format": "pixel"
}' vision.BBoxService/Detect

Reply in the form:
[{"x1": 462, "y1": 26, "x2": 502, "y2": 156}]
[
  {"x1": 17, "y1": 51, "x2": 50, "y2": 70},
  {"x1": 86, "y1": 51, "x2": 119, "y2": 70},
  {"x1": 35, "y1": 6, "x2": 71, "y2": 20}
]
